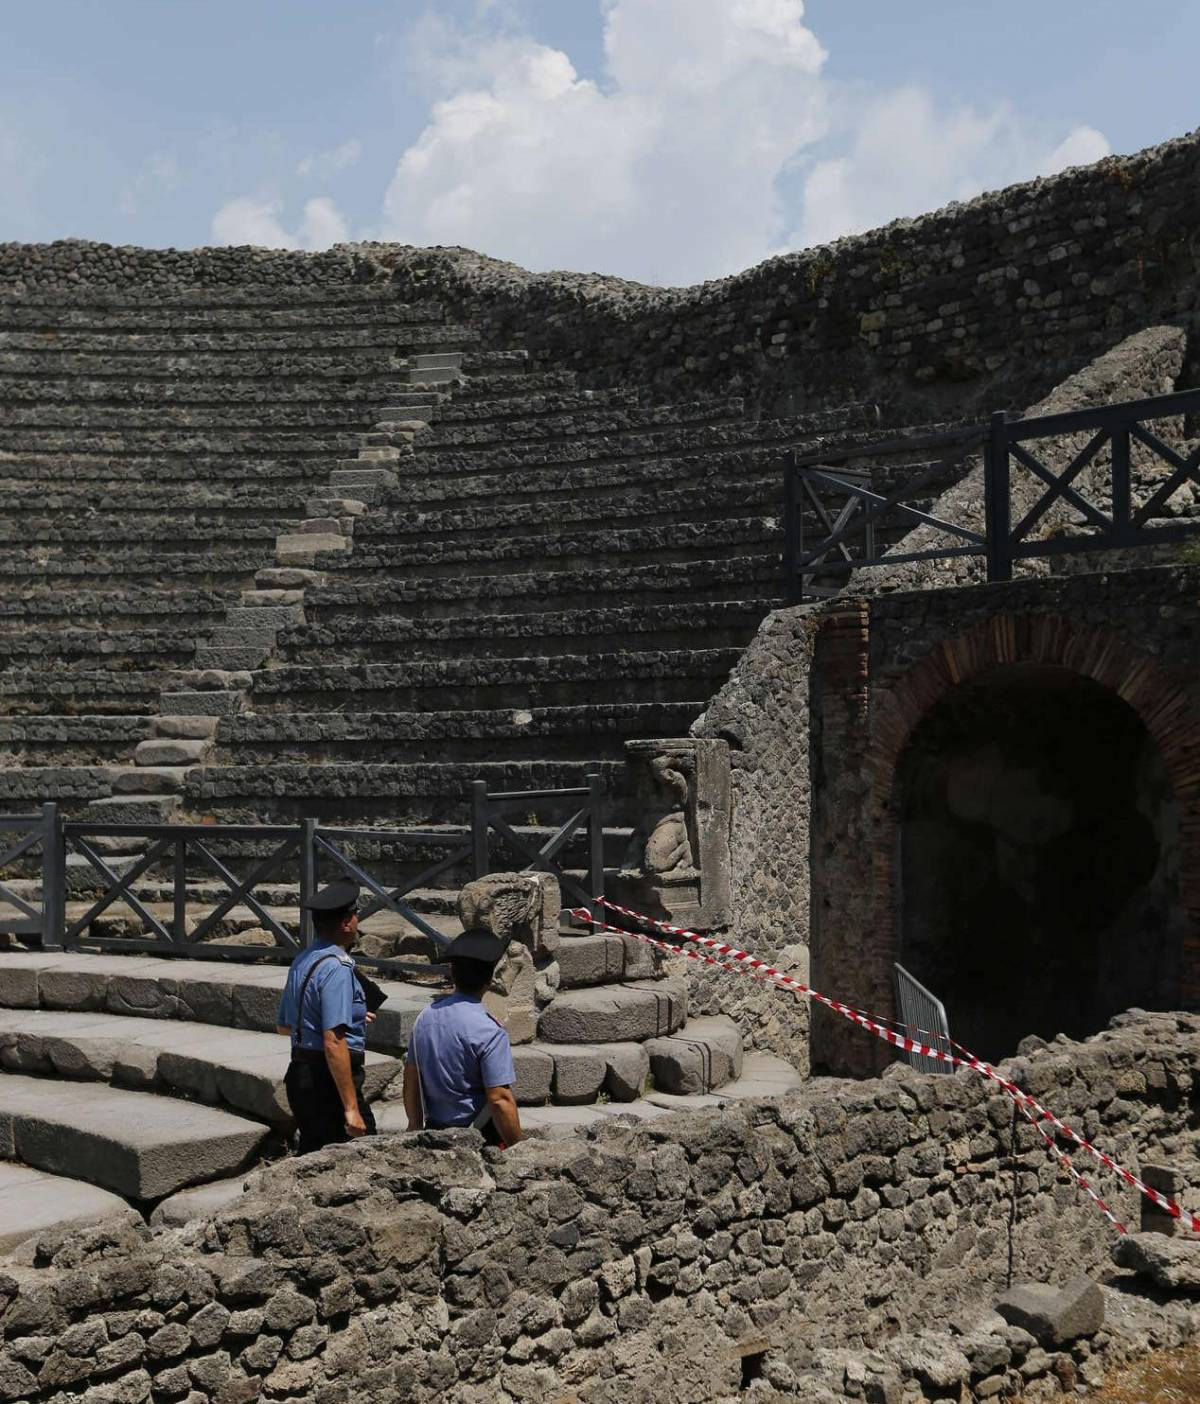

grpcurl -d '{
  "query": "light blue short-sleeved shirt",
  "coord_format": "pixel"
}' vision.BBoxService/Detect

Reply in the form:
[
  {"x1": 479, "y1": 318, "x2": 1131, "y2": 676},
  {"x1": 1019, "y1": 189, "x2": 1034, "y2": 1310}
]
[
  {"x1": 277, "y1": 942, "x2": 367, "y2": 1053},
  {"x1": 407, "y1": 993, "x2": 516, "y2": 1127}
]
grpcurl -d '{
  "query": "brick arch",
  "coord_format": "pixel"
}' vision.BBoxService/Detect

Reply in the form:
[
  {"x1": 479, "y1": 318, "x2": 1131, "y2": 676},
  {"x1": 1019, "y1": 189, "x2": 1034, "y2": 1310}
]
[{"x1": 869, "y1": 612, "x2": 1200, "y2": 1012}]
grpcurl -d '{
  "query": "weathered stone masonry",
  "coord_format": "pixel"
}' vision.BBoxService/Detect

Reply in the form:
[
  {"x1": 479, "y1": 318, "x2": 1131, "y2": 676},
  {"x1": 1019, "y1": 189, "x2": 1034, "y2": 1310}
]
[
  {"x1": 5, "y1": 129, "x2": 1200, "y2": 421},
  {"x1": 0, "y1": 1012, "x2": 1192, "y2": 1403}
]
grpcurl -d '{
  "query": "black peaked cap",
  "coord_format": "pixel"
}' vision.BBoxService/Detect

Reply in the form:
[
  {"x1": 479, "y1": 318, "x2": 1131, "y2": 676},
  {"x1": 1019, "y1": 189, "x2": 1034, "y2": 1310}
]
[
  {"x1": 302, "y1": 880, "x2": 361, "y2": 913},
  {"x1": 446, "y1": 927, "x2": 506, "y2": 963}
]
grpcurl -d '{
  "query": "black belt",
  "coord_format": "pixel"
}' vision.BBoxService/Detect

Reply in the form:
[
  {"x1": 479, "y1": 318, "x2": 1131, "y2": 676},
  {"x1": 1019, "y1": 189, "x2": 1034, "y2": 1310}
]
[{"x1": 291, "y1": 1048, "x2": 365, "y2": 1070}]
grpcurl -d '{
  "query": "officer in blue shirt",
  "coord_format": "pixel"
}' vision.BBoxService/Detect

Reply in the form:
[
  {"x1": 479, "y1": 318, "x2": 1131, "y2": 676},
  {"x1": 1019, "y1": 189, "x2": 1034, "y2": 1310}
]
[
  {"x1": 276, "y1": 880, "x2": 376, "y2": 1153},
  {"x1": 403, "y1": 928, "x2": 523, "y2": 1146}
]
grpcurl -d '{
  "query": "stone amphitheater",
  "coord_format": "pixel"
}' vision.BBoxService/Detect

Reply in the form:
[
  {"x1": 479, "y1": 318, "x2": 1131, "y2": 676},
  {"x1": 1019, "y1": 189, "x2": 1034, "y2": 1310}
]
[{"x1": 0, "y1": 130, "x2": 1196, "y2": 1403}]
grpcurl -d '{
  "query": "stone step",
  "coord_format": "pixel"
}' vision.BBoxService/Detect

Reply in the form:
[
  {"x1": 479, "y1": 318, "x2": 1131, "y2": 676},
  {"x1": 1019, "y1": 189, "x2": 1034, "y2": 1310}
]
[
  {"x1": 0, "y1": 1161, "x2": 131, "y2": 1251},
  {"x1": 133, "y1": 737, "x2": 211, "y2": 767},
  {"x1": 184, "y1": 757, "x2": 630, "y2": 822},
  {"x1": 307, "y1": 554, "x2": 781, "y2": 615},
  {"x1": 0, "y1": 351, "x2": 409, "y2": 378},
  {"x1": 218, "y1": 701, "x2": 705, "y2": 765},
  {"x1": 366, "y1": 479, "x2": 785, "y2": 539},
  {"x1": 0, "y1": 324, "x2": 477, "y2": 355},
  {"x1": 0, "y1": 378, "x2": 414, "y2": 407},
  {"x1": 451, "y1": 371, "x2": 577, "y2": 400},
  {"x1": 507, "y1": 1053, "x2": 805, "y2": 1135},
  {"x1": 643, "y1": 1016, "x2": 744, "y2": 1095},
  {"x1": 433, "y1": 387, "x2": 640, "y2": 424},
  {"x1": 274, "y1": 598, "x2": 776, "y2": 666},
  {"x1": 0, "y1": 1072, "x2": 269, "y2": 1201},
  {"x1": 0, "y1": 1008, "x2": 402, "y2": 1125},
  {"x1": 416, "y1": 400, "x2": 749, "y2": 453},
  {"x1": 248, "y1": 647, "x2": 741, "y2": 712},
  {"x1": 0, "y1": 952, "x2": 432, "y2": 1056},
  {"x1": 0, "y1": 403, "x2": 410, "y2": 431},
  {"x1": 343, "y1": 518, "x2": 781, "y2": 581},
  {"x1": 0, "y1": 294, "x2": 445, "y2": 329},
  {"x1": 510, "y1": 1040, "x2": 652, "y2": 1106},
  {"x1": 536, "y1": 977, "x2": 687, "y2": 1044}
]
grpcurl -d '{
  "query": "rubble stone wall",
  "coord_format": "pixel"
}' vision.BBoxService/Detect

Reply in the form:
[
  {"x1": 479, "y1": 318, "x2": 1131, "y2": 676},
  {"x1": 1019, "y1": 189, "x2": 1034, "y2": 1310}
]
[
  {"x1": 0, "y1": 1013, "x2": 1191, "y2": 1403},
  {"x1": 4, "y1": 129, "x2": 1200, "y2": 419}
]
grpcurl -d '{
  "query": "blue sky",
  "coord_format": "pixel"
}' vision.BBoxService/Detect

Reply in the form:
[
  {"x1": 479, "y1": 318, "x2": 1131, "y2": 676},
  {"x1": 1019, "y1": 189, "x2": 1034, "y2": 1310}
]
[{"x1": 2, "y1": 1, "x2": 1196, "y2": 284}]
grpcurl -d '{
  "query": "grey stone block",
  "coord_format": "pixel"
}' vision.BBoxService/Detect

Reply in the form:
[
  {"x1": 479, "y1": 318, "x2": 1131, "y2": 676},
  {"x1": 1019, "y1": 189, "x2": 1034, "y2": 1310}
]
[
  {"x1": 151, "y1": 1174, "x2": 251, "y2": 1228},
  {"x1": 1113, "y1": 1232, "x2": 1200, "y2": 1290},
  {"x1": 160, "y1": 691, "x2": 243, "y2": 718},
  {"x1": 512, "y1": 1046, "x2": 553, "y2": 1105},
  {"x1": 0, "y1": 1163, "x2": 130, "y2": 1252},
  {"x1": 542, "y1": 1044, "x2": 607, "y2": 1104},
  {"x1": 134, "y1": 737, "x2": 210, "y2": 767},
  {"x1": 995, "y1": 1276, "x2": 1104, "y2": 1346},
  {"x1": 83, "y1": 793, "x2": 181, "y2": 823},
  {"x1": 153, "y1": 715, "x2": 219, "y2": 741},
  {"x1": 109, "y1": 765, "x2": 190, "y2": 794},
  {"x1": 644, "y1": 1016, "x2": 743, "y2": 1095},
  {"x1": 0, "y1": 1073, "x2": 269, "y2": 1200},
  {"x1": 537, "y1": 978, "x2": 686, "y2": 1044},
  {"x1": 555, "y1": 934, "x2": 629, "y2": 988},
  {"x1": 600, "y1": 1041, "x2": 650, "y2": 1101}
]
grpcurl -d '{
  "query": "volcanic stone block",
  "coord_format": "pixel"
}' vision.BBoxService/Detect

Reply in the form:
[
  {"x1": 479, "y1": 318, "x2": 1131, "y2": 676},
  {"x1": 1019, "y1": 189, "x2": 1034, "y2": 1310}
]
[
  {"x1": 995, "y1": 1276, "x2": 1104, "y2": 1346},
  {"x1": 643, "y1": 1016, "x2": 743, "y2": 1095},
  {"x1": 0, "y1": 1074, "x2": 269, "y2": 1200},
  {"x1": 0, "y1": 1163, "x2": 130, "y2": 1252},
  {"x1": 134, "y1": 737, "x2": 210, "y2": 767},
  {"x1": 543, "y1": 1044, "x2": 607, "y2": 1104},
  {"x1": 537, "y1": 978, "x2": 687, "y2": 1044},
  {"x1": 153, "y1": 715, "x2": 220, "y2": 741},
  {"x1": 600, "y1": 1042, "x2": 650, "y2": 1101},
  {"x1": 1113, "y1": 1232, "x2": 1200, "y2": 1290},
  {"x1": 512, "y1": 1046, "x2": 553, "y2": 1105},
  {"x1": 555, "y1": 934, "x2": 628, "y2": 988},
  {"x1": 160, "y1": 691, "x2": 243, "y2": 718},
  {"x1": 151, "y1": 1174, "x2": 251, "y2": 1228}
]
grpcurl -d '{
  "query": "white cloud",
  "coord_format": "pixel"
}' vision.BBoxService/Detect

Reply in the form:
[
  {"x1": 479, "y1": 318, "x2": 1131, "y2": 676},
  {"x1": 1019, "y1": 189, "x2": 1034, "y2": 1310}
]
[
  {"x1": 793, "y1": 89, "x2": 1113, "y2": 251},
  {"x1": 380, "y1": 0, "x2": 829, "y2": 284},
  {"x1": 296, "y1": 139, "x2": 362, "y2": 180},
  {"x1": 206, "y1": 1, "x2": 1116, "y2": 283},
  {"x1": 210, "y1": 194, "x2": 348, "y2": 250},
  {"x1": 1039, "y1": 125, "x2": 1111, "y2": 177}
]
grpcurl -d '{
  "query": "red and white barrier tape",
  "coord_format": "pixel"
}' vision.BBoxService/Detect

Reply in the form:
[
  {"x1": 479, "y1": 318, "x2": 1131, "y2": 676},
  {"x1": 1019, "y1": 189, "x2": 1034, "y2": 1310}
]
[{"x1": 576, "y1": 897, "x2": 1198, "y2": 1236}]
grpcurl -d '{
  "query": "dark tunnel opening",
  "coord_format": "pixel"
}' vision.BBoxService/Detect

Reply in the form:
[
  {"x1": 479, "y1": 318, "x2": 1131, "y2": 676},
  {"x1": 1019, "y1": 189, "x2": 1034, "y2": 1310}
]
[{"x1": 896, "y1": 663, "x2": 1185, "y2": 1062}]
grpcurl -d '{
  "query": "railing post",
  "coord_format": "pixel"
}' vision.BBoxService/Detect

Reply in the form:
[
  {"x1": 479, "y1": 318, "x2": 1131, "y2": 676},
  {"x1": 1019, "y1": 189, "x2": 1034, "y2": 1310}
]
[
  {"x1": 984, "y1": 409, "x2": 1013, "y2": 583},
  {"x1": 39, "y1": 803, "x2": 64, "y2": 952},
  {"x1": 586, "y1": 772, "x2": 605, "y2": 919},
  {"x1": 470, "y1": 781, "x2": 490, "y2": 880},
  {"x1": 782, "y1": 452, "x2": 802, "y2": 604},
  {"x1": 299, "y1": 818, "x2": 318, "y2": 947},
  {"x1": 173, "y1": 836, "x2": 188, "y2": 944},
  {"x1": 1111, "y1": 425, "x2": 1132, "y2": 543}
]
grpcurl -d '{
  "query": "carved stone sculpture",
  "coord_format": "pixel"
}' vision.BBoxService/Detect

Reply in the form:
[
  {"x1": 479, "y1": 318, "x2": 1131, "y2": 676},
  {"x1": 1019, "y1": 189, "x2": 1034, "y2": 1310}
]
[
  {"x1": 615, "y1": 739, "x2": 732, "y2": 930},
  {"x1": 456, "y1": 871, "x2": 562, "y2": 1044},
  {"x1": 457, "y1": 870, "x2": 560, "y2": 958}
]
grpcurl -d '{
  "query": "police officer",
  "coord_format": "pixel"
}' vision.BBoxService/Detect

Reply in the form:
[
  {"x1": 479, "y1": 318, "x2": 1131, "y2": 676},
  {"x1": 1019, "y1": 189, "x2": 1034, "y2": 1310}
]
[
  {"x1": 276, "y1": 879, "x2": 376, "y2": 1154},
  {"x1": 402, "y1": 928, "x2": 523, "y2": 1146}
]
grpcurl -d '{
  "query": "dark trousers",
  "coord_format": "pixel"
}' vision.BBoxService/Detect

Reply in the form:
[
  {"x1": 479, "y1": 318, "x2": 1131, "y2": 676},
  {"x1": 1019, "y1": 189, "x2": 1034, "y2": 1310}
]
[{"x1": 284, "y1": 1057, "x2": 376, "y2": 1155}]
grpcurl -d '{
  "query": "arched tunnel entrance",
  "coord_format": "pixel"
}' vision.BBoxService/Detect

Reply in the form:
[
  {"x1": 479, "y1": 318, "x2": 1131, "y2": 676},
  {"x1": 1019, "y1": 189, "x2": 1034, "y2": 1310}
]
[{"x1": 896, "y1": 663, "x2": 1185, "y2": 1062}]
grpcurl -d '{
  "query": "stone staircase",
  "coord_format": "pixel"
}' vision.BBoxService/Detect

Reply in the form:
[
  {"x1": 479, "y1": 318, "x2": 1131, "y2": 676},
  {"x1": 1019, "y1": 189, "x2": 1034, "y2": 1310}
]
[{"x1": 0, "y1": 942, "x2": 799, "y2": 1246}]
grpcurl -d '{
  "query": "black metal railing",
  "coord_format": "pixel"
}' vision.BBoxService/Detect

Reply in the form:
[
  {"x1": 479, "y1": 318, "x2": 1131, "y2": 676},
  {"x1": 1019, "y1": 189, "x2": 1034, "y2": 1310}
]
[
  {"x1": 0, "y1": 775, "x2": 607, "y2": 962},
  {"x1": 0, "y1": 805, "x2": 63, "y2": 950},
  {"x1": 471, "y1": 773, "x2": 605, "y2": 917},
  {"x1": 783, "y1": 387, "x2": 1200, "y2": 600}
]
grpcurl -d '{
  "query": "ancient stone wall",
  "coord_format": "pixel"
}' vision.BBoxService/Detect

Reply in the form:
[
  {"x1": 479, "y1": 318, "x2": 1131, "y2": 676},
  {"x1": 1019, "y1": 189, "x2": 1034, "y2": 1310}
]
[
  {"x1": 0, "y1": 1012, "x2": 1191, "y2": 1403},
  {"x1": 4, "y1": 129, "x2": 1199, "y2": 420}
]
